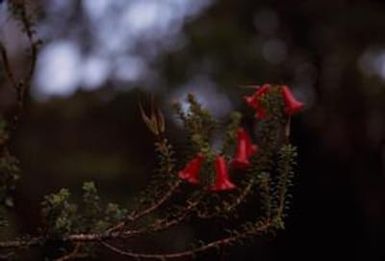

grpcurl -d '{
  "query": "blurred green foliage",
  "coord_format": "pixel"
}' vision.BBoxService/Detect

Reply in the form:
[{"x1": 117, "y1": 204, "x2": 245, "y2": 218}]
[{"x1": 41, "y1": 181, "x2": 127, "y2": 236}]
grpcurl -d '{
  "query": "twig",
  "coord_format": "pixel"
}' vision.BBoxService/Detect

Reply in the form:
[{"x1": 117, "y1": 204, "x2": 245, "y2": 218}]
[
  {"x1": 106, "y1": 132, "x2": 178, "y2": 233},
  {"x1": 55, "y1": 243, "x2": 83, "y2": 261},
  {"x1": 0, "y1": 196, "x2": 201, "y2": 250},
  {"x1": 100, "y1": 220, "x2": 272, "y2": 260},
  {"x1": 19, "y1": 4, "x2": 38, "y2": 85},
  {"x1": 0, "y1": 42, "x2": 17, "y2": 88},
  {"x1": 106, "y1": 180, "x2": 181, "y2": 233},
  {"x1": 131, "y1": 180, "x2": 182, "y2": 221},
  {"x1": 197, "y1": 179, "x2": 255, "y2": 219},
  {"x1": 142, "y1": 194, "x2": 203, "y2": 233},
  {"x1": 0, "y1": 251, "x2": 15, "y2": 260},
  {"x1": 0, "y1": 1, "x2": 39, "y2": 133},
  {"x1": 13, "y1": 0, "x2": 39, "y2": 124},
  {"x1": 0, "y1": 237, "x2": 42, "y2": 249}
]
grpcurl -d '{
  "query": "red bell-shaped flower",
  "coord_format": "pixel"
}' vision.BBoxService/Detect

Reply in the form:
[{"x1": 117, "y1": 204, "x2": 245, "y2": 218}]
[
  {"x1": 239, "y1": 128, "x2": 258, "y2": 157},
  {"x1": 211, "y1": 155, "x2": 236, "y2": 191},
  {"x1": 246, "y1": 138, "x2": 258, "y2": 158},
  {"x1": 232, "y1": 128, "x2": 258, "y2": 169},
  {"x1": 178, "y1": 153, "x2": 204, "y2": 184},
  {"x1": 256, "y1": 83, "x2": 271, "y2": 95},
  {"x1": 244, "y1": 84, "x2": 271, "y2": 119},
  {"x1": 232, "y1": 138, "x2": 250, "y2": 168},
  {"x1": 244, "y1": 84, "x2": 270, "y2": 108},
  {"x1": 281, "y1": 86, "x2": 304, "y2": 116},
  {"x1": 255, "y1": 107, "x2": 267, "y2": 119}
]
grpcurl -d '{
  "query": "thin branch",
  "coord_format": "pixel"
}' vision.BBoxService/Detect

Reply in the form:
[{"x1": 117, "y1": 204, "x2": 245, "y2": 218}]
[
  {"x1": 106, "y1": 180, "x2": 181, "y2": 233},
  {"x1": 0, "y1": 237, "x2": 42, "y2": 249},
  {"x1": 100, "y1": 220, "x2": 272, "y2": 260},
  {"x1": 0, "y1": 196, "x2": 200, "y2": 250},
  {"x1": 141, "y1": 194, "x2": 203, "y2": 233},
  {"x1": 0, "y1": 1, "x2": 39, "y2": 134},
  {"x1": 106, "y1": 132, "x2": 178, "y2": 234},
  {"x1": 197, "y1": 179, "x2": 255, "y2": 219},
  {"x1": 114, "y1": 193, "x2": 203, "y2": 239},
  {"x1": 0, "y1": 192, "x2": 206, "y2": 254},
  {"x1": 18, "y1": 0, "x2": 39, "y2": 85},
  {"x1": 55, "y1": 243, "x2": 84, "y2": 261},
  {"x1": 0, "y1": 42, "x2": 18, "y2": 88}
]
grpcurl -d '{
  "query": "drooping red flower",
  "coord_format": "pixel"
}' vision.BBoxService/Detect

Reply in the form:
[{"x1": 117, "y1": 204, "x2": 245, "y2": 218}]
[
  {"x1": 239, "y1": 128, "x2": 258, "y2": 157},
  {"x1": 232, "y1": 128, "x2": 258, "y2": 169},
  {"x1": 178, "y1": 153, "x2": 204, "y2": 184},
  {"x1": 243, "y1": 84, "x2": 270, "y2": 109},
  {"x1": 256, "y1": 83, "x2": 271, "y2": 95},
  {"x1": 211, "y1": 155, "x2": 236, "y2": 191},
  {"x1": 232, "y1": 138, "x2": 249, "y2": 169},
  {"x1": 244, "y1": 84, "x2": 271, "y2": 119},
  {"x1": 281, "y1": 85, "x2": 304, "y2": 116},
  {"x1": 255, "y1": 107, "x2": 267, "y2": 119}
]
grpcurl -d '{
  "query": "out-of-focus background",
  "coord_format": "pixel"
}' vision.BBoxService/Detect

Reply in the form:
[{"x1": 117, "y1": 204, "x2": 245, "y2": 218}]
[{"x1": 1, "y1": 0, "x2": 385, "y2": 260}]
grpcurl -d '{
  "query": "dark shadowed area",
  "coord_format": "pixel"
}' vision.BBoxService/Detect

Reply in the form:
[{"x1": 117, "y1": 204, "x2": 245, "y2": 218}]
[{"x1": 1, "y1": 0, "x2": 385, "y2": 260}]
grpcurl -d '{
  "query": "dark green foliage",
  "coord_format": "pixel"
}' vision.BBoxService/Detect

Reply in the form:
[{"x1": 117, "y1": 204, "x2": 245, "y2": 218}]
[
  {"x1": 173, "y1": 94, "x2": 217, "y2": 154},
  {"x1": 41, "y1": 189, "x2": 77, "y2": 236},
  {"x1": 221, "y1": 111, "x2": 242, "y2": 154},
  {"x1": 134, "y1": 137, "x2": 178, "y2": 213},
  {"x1": 0, "y1": 154, "x2": 19, "y2": 209},
  {"x1": 257, "y1": 172, "x2": 272, "y2": 219},
  {"x1": 80, "y1": 182, "x2": 127, "y2": 232},
  {"x1": 272, "y1": 144, "x2": 297, "y2": 228},
  {"x1": 135, "y1": 101, "x2": 179, "y2": 214},
  {"x1": 154, "y1": 138, "x2": 176, "y2": 176},
  {"x1": 79, "y1": 182, "x2": 102, "y2": 232},
  {"x1": 104, "y1": 203, "x2": 127, "y2": 225},
  {"x1": 0, "y1": 118, "x2": 20, "y2": 227},
  {"x1": 41, "y1": 182, "x2": 127, "y2": 236},
  {"x1": 0, "y1": 119, "x2": 8, "y2": 147},
  {"x1": 257, "y1": 86, "x2": 286, "y2": 150}
]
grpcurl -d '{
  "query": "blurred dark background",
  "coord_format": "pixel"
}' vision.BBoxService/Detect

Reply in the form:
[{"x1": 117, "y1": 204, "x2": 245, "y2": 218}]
[{"x1": 1, "y1": 0, "x2": 385, "y2": 260}]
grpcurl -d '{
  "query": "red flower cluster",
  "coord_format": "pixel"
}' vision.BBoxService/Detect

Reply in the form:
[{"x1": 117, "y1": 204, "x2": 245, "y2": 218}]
[
  {"x1": 178, "y1": 84, "x2": 302, "y2": 192},
  {"x1": 244, "y1": 84, "x2": 304, "y2": 118},
  {"x1": 178, "y1": 128, "x2": 257, "y2": 191}
]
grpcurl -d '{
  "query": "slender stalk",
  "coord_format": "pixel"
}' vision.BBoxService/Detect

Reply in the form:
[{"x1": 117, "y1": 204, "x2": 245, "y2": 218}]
[
  {"x1": 100, "y1": 220, "x2": 272, "y2": 260},
  {"x1": 197, "y1": 179, "x2": 255, "y2": 219},
  {"x1": 106, "y1": 180, "x2": 181, "y2": 233},
  {"x1": 0, "y1": 42, "x2": 17, "y2": 88}
]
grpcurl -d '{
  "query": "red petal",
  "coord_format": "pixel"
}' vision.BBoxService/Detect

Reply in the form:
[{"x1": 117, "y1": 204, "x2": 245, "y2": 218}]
[{"x1": 281, "y1": 86, "x2": 304, "y2": 116}]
